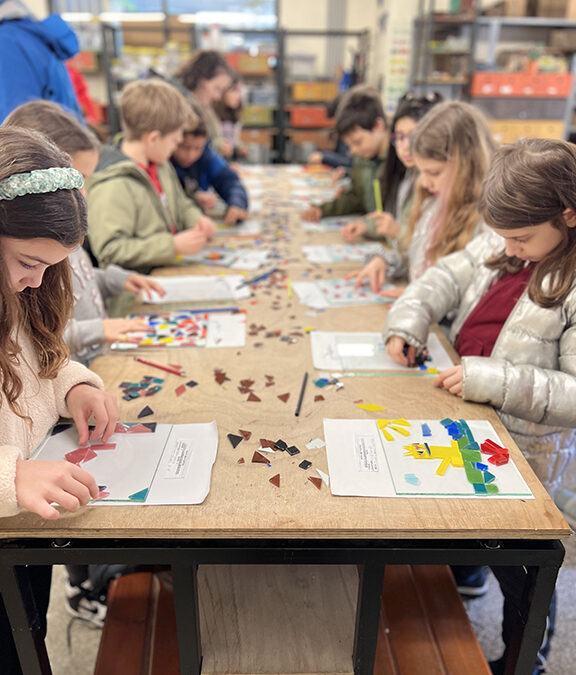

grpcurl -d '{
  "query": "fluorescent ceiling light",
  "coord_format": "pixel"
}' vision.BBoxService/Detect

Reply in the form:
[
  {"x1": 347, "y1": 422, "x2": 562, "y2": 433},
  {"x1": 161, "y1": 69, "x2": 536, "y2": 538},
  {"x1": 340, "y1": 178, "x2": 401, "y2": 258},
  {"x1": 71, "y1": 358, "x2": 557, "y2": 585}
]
[
  {"x1": 61, "y1": 12, "x2": 94, "y2": 23},
  {"x1": 178, "y1": 11, "x2": 275, "y2": 26},
  {"x1": 99, "y1": 12, "x2": 166, "y2": 23}
]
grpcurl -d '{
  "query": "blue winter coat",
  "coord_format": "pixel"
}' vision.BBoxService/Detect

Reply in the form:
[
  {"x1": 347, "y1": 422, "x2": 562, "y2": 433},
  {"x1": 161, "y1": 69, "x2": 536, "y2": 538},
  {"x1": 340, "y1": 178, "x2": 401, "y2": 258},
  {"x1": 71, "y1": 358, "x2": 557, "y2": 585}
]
[
  {"x1": 171, "y1": 142, "x2": 248, "y2": 210},
  {"x1": 0, "y1": 14, "x2": 81, "y2": 122}
]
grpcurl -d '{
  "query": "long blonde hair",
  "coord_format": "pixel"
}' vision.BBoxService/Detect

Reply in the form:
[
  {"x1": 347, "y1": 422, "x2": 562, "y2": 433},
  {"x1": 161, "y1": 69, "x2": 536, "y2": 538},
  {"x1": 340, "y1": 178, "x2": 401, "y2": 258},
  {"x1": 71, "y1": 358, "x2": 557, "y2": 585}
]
[
  {"x1": 480, "y1": 138, "x2": 576, "y2": 308},
  {"x1": 0, "y1": 128, "x2": 87, "y2": 417},
  {"x1": 407, "y1": 101, "x2": 495, "y2": 262}
]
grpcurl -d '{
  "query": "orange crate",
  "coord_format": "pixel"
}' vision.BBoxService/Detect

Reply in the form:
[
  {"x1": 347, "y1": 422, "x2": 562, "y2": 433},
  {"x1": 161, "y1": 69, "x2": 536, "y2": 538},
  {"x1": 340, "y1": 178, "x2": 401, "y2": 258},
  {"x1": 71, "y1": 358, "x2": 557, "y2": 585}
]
[
  {"x1": 471, "y1": 71, "x2": 573, "y2": 97},
  {"x1": 489, "y1": 119, "x2": 565, "y2": 143},
  {"x1": 292, "y1": 82, "x2": 339, "y2": 102},
  {"x1": 225, "y1": 52, "x2": 271, "y2": 76},
  {"x1": 288, "y1": 106, "x2": 335, "y2": 128}
]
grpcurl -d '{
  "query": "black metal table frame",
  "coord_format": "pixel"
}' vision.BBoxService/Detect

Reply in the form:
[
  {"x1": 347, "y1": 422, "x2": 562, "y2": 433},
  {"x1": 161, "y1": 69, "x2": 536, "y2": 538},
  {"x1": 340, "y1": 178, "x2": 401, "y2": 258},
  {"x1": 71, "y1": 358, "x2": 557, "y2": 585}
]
[{"x1": 0, "y1": 537, "x2": 564, "y2": 675}]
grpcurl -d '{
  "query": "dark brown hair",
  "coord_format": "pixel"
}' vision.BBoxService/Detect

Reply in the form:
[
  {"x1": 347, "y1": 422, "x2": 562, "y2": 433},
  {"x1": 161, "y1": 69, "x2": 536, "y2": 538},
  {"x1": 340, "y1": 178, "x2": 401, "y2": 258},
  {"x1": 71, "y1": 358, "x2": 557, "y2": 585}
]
[
  {"x1": 213, "y1": 71, "x2": 243, "y2": 123},
  {"x1": 479, "y1": 138, "x2": 576, "y2": 308},
  {"x1": 178, "y1": 50, "x2": 231, "y2": 93},
  {"x1": 0, "y1": 127, "x2": 87, "y2": 416},
  {"x1": 183, "y1": 100, "x2": 208, "y2": 138},
  {"x1": 335, "y1": 85, "x2": 387, "y2": 137},
  {"x1": 407, "y1": 101, "x2": 495, "y2": 262},
  {"x1": 4, "y1": 101, "x2": 99, "y2": 155}
]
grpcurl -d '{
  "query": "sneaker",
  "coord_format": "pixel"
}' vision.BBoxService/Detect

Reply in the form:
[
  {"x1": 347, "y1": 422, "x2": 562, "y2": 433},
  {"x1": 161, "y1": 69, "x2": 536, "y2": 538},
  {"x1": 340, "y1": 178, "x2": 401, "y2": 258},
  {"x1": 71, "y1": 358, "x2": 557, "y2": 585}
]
[
  {"x1": 64, "y1": 579, "x2": 107, "y2": 627},
  {"x1": 451, "y1": 565, "x2": 489, "y2": 598}
]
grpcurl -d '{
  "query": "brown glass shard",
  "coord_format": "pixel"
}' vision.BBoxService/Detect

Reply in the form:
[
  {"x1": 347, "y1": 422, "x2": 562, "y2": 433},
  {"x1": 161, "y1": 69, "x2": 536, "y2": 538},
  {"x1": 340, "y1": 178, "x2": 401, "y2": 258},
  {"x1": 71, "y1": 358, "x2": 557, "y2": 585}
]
[
  {"x1": 247, "y1": 392, "x2": 261, "y2": 402},
  {"x1": 260, "y1": 438, "x2": 276, "y2": 448},
  {"x1": 308, "y1": 476, "x2": 322, "y2": 490},
  {"x1": 239, "y1": 429, "x2": 252, "y2": 441},
  {"x1": 277, "y1": 392, "x2": 290, "y2": 403},
  {"x1": 252, "y1": 451, "x2": 269, "y2": 464},
  {"x1": 269, "y1": 473, "x2": 281, "y2": 488},
  {"x1": 237, "y1": 457, "x2": 245, "y2": 464}
]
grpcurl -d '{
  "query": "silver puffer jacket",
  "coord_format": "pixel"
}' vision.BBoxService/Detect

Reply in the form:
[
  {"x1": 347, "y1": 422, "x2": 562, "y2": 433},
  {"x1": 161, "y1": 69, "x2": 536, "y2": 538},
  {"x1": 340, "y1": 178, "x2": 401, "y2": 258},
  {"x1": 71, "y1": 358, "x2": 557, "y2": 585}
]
[{"x1": 383, "y1": 229, "x2": 576, "y2": 495}]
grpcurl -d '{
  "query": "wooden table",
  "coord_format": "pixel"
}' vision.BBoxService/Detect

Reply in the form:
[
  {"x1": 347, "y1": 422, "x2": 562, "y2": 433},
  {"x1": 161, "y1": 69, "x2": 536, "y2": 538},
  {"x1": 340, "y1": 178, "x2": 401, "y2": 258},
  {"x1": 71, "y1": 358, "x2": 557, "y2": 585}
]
[{"x1": 0, "y1": 166, "x2": 570, "y2": 675}]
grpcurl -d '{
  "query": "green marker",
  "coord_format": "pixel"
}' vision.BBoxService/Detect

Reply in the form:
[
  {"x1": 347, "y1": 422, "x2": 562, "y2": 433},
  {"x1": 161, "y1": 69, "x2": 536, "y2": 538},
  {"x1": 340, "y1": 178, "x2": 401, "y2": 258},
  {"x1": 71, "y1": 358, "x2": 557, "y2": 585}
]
[{"x1": 373, "y1": 178, "x2": 383, "y2": 212}]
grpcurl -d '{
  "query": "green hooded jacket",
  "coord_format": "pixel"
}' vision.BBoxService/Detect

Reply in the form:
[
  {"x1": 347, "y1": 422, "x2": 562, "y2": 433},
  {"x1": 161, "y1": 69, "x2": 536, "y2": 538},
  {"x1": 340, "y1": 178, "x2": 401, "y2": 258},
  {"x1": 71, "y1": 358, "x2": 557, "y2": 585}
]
[
  {"x1": 87, "y1": 147, "x2": 202, "y2": 274},
  {"x1": 320, "y1": 154, "x2": 385, "y2": 218}
]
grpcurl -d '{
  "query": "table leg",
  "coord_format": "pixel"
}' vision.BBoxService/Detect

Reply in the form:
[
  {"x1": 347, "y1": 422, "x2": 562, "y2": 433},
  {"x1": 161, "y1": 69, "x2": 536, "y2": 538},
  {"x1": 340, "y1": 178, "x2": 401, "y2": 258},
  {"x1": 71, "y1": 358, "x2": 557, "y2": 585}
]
[
  {"x1": 172, "y1": 563, "x2": 202, "y2": 675},
  {"x1": 503, "y1": 560, "x2": 561, "y2": 675},
  {"x1": 0, "y1": 565, "x2": 51, "y2": 675},
  {"x1": 353, "y1": 562, "x2": 385, "y2": 675}
]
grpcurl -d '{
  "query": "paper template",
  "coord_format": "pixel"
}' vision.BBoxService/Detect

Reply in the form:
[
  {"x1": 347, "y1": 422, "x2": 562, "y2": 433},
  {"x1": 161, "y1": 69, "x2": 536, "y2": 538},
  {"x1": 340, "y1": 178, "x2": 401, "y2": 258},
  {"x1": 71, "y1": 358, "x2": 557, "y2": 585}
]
[
  {"x1": 323, "y1": 418, "x2": 533, "y2": 499},
  {"x1": 144, "y1": 275, "x2": 250, "y2": 304},
  {"x1": 110, "y1": 309, "x2": 246, "y2": 350},
  {"x1": 33, "y1": 422, "x2": 218, "y2": 505},
  {"x1": 292, "y1": 278, "x2": 394, "y2": 309},
  {"x1": 301, "y1": 243, "x2": 383, "y2": 264},
  {"x1": 215, "y1": 219, "x2": 262, "y2": 236},
  {"x1": 310, "y1": 331, "x2": 453, "y2": 372},
  {"x1": 181, "y1": 247, "x2": 272, "y2": 271},
  {"x1": 301, "y1": 215, "x2": 363, "y2": 233}
]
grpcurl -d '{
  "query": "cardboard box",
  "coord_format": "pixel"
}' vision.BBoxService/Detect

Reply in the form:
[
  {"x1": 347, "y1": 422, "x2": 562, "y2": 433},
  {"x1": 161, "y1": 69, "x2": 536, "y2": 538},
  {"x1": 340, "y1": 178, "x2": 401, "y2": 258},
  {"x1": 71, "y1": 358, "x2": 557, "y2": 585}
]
[
  {"x1": 288, "y1": 105, "x2": 335, "y2": 128},
  {"x1": 488, "y1": 118, "x2": 565, "y2": 143},
  {"x1": 530, "y1": 0, "x2": 576, "y2": 18},
  {"x1": 550, "y1": 29, "x2": 576, "y2": 51},
  {"x1": 292, "y1": 82, "x2": 339, "y2": 103},
  {"x1": 483, "y1": 0, "x2": 529, "y2": 16},
  {"x1": 241, "y1": 105, "x2": 274, "y2": 126}
]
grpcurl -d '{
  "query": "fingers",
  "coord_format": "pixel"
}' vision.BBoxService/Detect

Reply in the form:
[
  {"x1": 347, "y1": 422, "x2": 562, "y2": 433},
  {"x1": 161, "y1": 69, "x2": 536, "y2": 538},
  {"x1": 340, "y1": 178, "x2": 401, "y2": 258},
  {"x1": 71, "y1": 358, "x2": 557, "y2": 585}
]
[
  {"x1": 386, "y1": 336, "x2": 409, "y2": 366},
  {"x1": 74, "y1": 411, "x2": 90, "y2": 447},
  {"x1": 370, "y1": 268, "x2": 383, "y2": 293},
  {"x1": 380, "y1": 286, "x2": 404, "y2": 299},
  {"x1": 28, "y1": 498, "x2": 60, "y2": 520},
  {"x1": 90, "y1": 394, "x2": 119, "y2": 442}
]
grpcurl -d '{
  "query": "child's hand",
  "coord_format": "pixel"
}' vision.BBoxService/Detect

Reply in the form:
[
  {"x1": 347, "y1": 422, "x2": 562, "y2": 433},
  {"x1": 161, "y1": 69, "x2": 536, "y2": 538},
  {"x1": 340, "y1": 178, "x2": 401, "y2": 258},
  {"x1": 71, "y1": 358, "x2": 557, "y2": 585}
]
[
  {"x1": 15, "y1": 459, "x2": 99, "y2": 520},
  {"x1": 221, "y1": 140, "x2": 234, "y2": 158},
  {"x1": 380, "y1": 286, "x2": 404, "y2": 299},
  {"x1": 342, "y1": 220, "x2": 367, "y2": 242},
  {"x1": 345, "y1": 257, "x2": 387, "y2": 293},
  {"x1": 195, "y1": 216, "x2": 217, "y2": 238},
  {"x1": 301, "y1": 206, "x2": 322, "y2": 222},
  {"x1": 307, "y1": 151, "x2": 323, "y2": 165},
  {"x1": 434, "y1": 366, "x2": 463, "y2": 397},
  {"x1": 330, "y1": 167, "x2": 346, "y2": 184},
  {"x1": 103, "y1": 318, "x2": 150, "y2": 343},
  {"x1": 123, "y1": 274, "x2": 165, "y2": 300},
  {"x1": 195, "y1": 191, "x2": 217, "y2": 212},
  {"x1": 366, "y1": 211, "x2": 400, "y2": 239},
  {"x1": 65, "y1": 383, "x2": 119, "y2": 446},
  {"x1": 386, "y1": 336, "x2": 417, "y2": 367},
  {"x1": 173, "y1": 229, "x2": 208, "y2": 256},
  {"x1": 224, "y1": 205, "x2": 248, "y2": 225}
]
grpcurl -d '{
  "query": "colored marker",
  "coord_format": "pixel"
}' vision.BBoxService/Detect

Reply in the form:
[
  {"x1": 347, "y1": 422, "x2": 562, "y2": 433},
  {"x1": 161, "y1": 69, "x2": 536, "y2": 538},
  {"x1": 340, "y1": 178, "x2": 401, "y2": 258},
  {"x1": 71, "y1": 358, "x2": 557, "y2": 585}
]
[
  {"x1": 373, "y1": 179, "x2": 383, "y2": 213},
  {"x1": 134, "y1": 357, "x2": 185, "y2": 377},
  {"x1": 294, "y1": 372, "x2": 309, "y2": 417}
]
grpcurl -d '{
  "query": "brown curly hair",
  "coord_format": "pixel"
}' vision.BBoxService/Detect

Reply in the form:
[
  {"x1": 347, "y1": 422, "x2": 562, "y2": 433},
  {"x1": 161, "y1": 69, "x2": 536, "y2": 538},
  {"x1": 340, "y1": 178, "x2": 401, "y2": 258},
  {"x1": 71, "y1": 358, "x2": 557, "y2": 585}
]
[{"x1": 0, "y1": 127, "x2": 87, "y2": 417}]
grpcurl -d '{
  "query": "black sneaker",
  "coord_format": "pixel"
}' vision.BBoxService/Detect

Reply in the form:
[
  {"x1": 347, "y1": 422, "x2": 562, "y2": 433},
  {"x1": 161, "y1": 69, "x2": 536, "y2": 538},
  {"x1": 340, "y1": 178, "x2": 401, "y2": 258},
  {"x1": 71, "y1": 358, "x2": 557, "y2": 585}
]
[{"x1": 64, "y1": 579, "x2": 107, "y2": 627}]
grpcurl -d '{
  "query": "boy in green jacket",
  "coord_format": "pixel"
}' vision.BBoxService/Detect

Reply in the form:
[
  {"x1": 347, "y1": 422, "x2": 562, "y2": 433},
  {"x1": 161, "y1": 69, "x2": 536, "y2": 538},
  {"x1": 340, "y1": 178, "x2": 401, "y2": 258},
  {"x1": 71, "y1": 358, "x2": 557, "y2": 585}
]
[
  {"x1": 302, "y1": 85, "x2": 389, "y2": 222},
  {"x1": 302, "y1": 86, "x2": 388, "y2": 222},
  {"x1": 87, "y1": 79, "x2": 215, "y2": 274}
]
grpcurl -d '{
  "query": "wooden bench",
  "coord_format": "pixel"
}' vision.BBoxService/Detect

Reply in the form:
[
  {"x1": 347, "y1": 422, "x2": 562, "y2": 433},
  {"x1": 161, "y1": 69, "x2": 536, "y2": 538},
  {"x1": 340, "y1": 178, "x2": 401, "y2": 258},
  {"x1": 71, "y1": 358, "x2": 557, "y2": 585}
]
[{"x1": 95, "y1": 565, "x2": 491, "y2": 675}]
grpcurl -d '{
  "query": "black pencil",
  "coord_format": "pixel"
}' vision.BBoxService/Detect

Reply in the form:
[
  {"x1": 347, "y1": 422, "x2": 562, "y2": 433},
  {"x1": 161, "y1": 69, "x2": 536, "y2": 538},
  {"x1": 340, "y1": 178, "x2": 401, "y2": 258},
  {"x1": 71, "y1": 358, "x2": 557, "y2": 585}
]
[{"x1": 294, "y1": 372, "x2": 309, "y2": 417}]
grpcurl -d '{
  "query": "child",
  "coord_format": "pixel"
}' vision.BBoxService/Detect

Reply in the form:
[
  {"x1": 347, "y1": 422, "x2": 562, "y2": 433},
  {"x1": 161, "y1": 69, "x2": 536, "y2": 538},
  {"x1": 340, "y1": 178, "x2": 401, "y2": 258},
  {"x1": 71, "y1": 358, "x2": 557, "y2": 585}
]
[
  {"x1": 342, "y1": 91, "x2": 443, "y2": 243},
  {"x1": 87, "y1": 78, "x2": 215, "y2": 274},
  {"x1": 348, "y1": 101, "x2": 495, "y2": 295},
  {"x1": 307, "y1": 94, "x2": 353, "y2": 171},
  {"x1": 384, "y1": 138, "x2": 576, "y2": 674},
  {"x1": 0, "y1": 126, "x2": 119, "y2": 671},
  {"x1": 3, "y1": 101, "x2": 165, "y2": 366},
  {"x1": 213, "y1": 72, "x2": 247, "y2": 161},
  {"x1": 301, "y1": 86, "x2": 388, "y2": 222},
  {"x1": 171, "y1": 103, "x2": 249, "y2": 226},
  {"x1": 177, "y1": 50, "x2": 233, "y2": 157}
]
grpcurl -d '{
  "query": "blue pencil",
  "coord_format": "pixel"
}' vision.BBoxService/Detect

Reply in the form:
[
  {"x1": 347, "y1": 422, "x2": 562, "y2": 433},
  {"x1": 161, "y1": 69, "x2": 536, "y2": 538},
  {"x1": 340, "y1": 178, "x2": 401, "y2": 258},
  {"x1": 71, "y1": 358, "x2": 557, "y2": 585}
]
[{"x1": 235, "y1": 267, "x2": 279, "y2": 289}]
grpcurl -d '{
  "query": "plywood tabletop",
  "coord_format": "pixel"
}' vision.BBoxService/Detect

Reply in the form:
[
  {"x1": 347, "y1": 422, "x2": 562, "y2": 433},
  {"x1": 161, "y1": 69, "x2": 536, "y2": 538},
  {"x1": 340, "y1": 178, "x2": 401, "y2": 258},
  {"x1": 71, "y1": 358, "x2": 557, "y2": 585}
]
[{"x1": 0, "y1": 166, "x2": 569, "y2": 541}]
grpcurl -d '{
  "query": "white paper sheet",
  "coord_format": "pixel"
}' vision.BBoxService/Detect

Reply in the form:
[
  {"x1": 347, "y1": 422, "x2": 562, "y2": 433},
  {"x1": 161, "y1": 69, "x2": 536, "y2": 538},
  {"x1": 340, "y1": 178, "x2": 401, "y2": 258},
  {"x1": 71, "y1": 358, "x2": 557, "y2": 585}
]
[
  {"x1": 301, "y1": 243, "x2": 383, "y2": 264},
  {"x1": 292, "y1": 279, "x2": 394, "y2": 309},
  {"x1": 310, "y1": 331, "x2": 453, "y2": 372},
  {"x1": 32, "y1": 422, "x2": 219, "y2": 505},
  {"x1": 144, "y1": 275, "x2": 250, "y2": 304},
  {"x1": 323, "y1": 418, "x2": 533, "y2": 499},
  {"x1": 301, "y1": 215, "x2": 362, "y2": 233},
  {"x1": 180, "y1": 247, "x2": 273, "y2": 271}
]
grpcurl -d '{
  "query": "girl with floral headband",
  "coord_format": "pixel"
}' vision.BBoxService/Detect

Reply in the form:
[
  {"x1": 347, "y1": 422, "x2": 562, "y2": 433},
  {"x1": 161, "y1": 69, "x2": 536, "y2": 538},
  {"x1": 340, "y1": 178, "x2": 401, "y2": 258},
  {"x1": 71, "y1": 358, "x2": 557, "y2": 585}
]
[{"x1": 0, "y1": 127, "x2": 119, "y2": 672}]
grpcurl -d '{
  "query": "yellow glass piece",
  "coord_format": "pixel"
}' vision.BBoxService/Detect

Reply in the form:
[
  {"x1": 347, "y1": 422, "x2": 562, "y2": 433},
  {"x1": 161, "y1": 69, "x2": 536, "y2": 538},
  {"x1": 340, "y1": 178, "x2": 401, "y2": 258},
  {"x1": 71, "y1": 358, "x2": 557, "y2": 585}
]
[
  {"x1": 391, "y1": 418, "x2": 411, "y2": 427},
  {"x1": 427, "y1": 367, "x2": 438, "y2": 374},
  {"x1": 357, "y1": 403, "x2": 385, "y2": 412},
  {"x1": 389, "y1": 424, "x2": 410, "y2": 437}
]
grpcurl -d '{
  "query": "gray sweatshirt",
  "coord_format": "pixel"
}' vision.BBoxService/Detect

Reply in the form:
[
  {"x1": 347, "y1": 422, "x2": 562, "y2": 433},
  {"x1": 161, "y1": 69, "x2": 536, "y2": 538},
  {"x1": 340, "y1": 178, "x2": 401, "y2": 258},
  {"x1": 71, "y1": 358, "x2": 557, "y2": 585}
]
[{"x1": 65, "y1": 247, "x2": 130, "y2": 365}]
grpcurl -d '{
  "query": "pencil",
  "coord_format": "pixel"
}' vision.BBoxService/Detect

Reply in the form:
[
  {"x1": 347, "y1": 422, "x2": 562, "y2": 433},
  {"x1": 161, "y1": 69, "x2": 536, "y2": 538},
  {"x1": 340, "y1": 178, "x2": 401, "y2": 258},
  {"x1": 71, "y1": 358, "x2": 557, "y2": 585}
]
[
  {"x1": 373, "y1": 179, "x2": 383, "y2": 212},
  {"x1": 294, "y1": 372, "x2": 309, "y2": 417},
  {"x1": 235, "y1": 267, "x2": 279, "y2": 289},
  {"x1": 134, "y1": 357, "x2": 186, "y2": 376}
]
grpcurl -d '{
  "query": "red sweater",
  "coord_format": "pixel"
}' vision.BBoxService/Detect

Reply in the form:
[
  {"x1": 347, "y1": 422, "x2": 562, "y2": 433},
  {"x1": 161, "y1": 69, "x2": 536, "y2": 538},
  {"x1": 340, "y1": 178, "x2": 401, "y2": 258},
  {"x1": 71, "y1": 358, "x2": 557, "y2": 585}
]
[{"x1": 455, "y1": 264, "x2": 534, "y2": 357}]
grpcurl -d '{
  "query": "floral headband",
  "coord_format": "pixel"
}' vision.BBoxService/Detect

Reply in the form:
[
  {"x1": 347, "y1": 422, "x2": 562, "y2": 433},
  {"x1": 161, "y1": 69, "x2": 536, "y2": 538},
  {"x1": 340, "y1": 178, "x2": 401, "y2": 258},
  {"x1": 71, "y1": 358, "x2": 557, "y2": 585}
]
[{"x1": 0, "y1": 167, "x2": 84, "y2": 201}]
